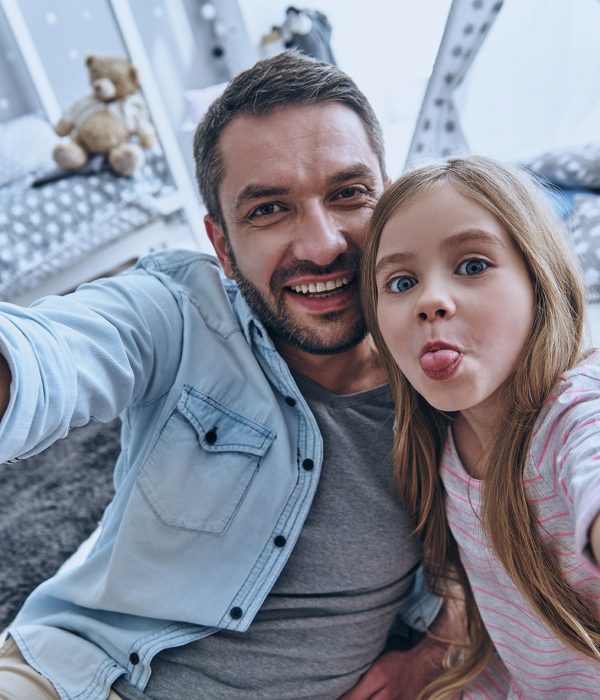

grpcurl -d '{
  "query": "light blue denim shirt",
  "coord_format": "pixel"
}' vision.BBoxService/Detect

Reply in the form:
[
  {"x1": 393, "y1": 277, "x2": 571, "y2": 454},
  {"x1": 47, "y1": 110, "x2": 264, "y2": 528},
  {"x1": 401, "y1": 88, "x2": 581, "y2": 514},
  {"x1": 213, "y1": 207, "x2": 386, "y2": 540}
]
[{"x1": 0, "y1": 251, "x2": 439, "y2": 700}]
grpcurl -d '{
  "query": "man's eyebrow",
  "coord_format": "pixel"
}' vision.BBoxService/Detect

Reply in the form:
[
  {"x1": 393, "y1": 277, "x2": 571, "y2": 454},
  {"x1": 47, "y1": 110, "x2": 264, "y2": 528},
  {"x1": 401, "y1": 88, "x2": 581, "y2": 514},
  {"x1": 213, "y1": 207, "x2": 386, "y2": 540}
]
[
  {"x1": 326, "y1": 164, "x2": 378, "y2": 186},
  {"x1": 233, "y1": 165, "x2": 378, "y2": 212},
  {"x1": 234, "y1": 185, "x2": 289, "y2": 211},
  {"x1": 375, "y1": 229, "x2": 505, "y2": 277}
]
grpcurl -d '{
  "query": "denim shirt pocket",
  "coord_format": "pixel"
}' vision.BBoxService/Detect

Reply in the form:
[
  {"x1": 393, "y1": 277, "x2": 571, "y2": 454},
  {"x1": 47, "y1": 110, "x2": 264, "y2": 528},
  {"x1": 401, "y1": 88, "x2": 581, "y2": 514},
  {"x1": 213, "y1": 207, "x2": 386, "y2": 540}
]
[{"x1": 138, "y1": 385, "x2": 275, "y2": 534}]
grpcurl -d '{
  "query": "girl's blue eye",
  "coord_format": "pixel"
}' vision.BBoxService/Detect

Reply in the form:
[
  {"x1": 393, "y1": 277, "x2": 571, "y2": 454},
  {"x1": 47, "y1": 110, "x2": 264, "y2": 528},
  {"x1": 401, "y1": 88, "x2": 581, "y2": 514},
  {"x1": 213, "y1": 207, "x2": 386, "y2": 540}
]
[
  {"x1": 457, "y1": 258, "x2": 488, "y2": 276},
  {"x1": 388, "y1": 276, "x2": 416, "y2": 293}
]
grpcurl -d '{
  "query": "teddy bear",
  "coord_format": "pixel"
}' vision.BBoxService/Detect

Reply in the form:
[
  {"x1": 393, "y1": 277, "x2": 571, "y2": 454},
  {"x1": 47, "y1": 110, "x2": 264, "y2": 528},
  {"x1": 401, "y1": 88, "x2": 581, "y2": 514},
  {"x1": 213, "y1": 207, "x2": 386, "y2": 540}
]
[{"x1": 53, "y1": 54, "x2": 156, "y2": 177}]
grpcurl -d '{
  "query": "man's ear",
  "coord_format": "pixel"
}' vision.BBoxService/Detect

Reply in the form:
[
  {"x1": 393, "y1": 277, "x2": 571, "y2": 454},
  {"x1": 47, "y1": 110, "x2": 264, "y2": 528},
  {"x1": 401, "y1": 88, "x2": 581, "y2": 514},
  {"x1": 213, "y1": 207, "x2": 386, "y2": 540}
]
[{"x1": 204, "y1": 214, "x2": 234, "y2": 278}]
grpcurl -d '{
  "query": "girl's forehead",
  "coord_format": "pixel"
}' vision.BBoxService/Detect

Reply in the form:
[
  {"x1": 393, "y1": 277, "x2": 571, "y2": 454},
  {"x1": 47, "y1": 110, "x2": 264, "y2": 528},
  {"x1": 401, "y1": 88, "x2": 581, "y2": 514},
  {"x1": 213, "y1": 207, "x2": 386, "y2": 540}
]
[
  {"x1": 376, "y1": 182, "x2": 515, "y2": 259},
  {"x1": 381, "y1": 183, "x2": 485, "y2": 234}
]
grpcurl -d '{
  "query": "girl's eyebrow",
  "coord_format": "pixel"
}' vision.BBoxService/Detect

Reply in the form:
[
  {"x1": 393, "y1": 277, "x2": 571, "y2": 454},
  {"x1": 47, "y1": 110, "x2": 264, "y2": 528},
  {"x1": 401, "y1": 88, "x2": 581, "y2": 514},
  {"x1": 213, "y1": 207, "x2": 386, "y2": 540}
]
[
  {"x1": 375, "y1": 228, "x2": 505, "y2": 278},
  {"x1": 440, "y1": 228, "x2": 505, "y2": 251},
  {"x1": 375, "y1": 252, "x2": 413, "y2": 278}
]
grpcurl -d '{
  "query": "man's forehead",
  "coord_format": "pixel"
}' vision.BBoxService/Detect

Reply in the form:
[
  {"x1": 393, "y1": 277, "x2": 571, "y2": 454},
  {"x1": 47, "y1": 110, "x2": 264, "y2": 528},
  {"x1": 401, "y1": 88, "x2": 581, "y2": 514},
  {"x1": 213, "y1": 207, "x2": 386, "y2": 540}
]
[
  {"x1": 217, "y1": 103, "x2": 382, "y2": 197},
  {"x1": 219, "y1": 103, "x2": 376, "y2": 161}
]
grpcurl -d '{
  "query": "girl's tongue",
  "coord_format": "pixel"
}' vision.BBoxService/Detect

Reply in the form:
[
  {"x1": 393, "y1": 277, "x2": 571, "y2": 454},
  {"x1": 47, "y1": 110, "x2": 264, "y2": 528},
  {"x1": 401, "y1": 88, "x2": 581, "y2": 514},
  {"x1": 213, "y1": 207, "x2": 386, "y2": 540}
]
[{"x1": 420, "y1": 349, "x2": 460, "y2": 372}]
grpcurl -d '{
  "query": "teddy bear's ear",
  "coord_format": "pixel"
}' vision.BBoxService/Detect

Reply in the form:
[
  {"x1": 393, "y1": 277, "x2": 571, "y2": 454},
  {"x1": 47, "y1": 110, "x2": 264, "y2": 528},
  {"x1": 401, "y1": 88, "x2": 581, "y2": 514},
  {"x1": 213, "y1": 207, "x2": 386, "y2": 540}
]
[
  {"x1": 129, "y1": 65, "x2": 139, "y2": 86},
  {"x1": 85, "y1": 55, "x2": 96, "y2": 67}
]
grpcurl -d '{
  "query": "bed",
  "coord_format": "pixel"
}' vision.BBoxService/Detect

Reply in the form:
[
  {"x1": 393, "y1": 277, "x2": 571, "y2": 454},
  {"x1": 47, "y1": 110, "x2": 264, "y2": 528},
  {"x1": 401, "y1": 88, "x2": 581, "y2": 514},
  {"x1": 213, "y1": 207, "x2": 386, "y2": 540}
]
[{"x1": 0, "y1": 113, "x2": 198, "y2": 304}]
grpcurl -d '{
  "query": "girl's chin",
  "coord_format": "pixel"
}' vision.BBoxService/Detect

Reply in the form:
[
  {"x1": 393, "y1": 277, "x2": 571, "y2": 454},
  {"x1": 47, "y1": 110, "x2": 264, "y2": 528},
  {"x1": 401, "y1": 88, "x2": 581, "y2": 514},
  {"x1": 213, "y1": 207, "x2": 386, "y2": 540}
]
[{"x1": 419, "y1": 390, "x2": 471, "y2": 413}]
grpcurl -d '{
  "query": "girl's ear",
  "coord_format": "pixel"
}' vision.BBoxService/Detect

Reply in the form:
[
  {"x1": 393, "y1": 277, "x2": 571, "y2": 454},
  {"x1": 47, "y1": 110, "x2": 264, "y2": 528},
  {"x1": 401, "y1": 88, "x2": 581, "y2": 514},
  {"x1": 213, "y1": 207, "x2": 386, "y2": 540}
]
[{"x1": 204, "y1": 215, "x2": 234, "y2": 278}]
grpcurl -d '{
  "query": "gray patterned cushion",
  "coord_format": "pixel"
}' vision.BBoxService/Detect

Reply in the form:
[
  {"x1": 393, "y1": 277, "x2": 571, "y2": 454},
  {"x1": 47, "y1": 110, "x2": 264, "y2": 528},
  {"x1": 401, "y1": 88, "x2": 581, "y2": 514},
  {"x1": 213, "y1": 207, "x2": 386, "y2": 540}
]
[
  {"x1": 568, "y1": 193, "x2": 600, "y2": 303},
  {"x1": 526, "y1": 144, "x2": 600, "y2": 190},
  {"x1": 523, "y1": 145, "x2": 600, "y2": 303}
]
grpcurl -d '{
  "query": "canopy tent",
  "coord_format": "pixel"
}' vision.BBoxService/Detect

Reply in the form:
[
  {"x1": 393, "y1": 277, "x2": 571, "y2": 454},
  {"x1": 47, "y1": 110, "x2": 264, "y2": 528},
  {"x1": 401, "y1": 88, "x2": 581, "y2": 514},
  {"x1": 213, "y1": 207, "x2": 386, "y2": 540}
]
[
  {"x1": 405, "y1": 0, "x2": 600, "y2": 310},
  {"x1": 405, "y1": 0, "x2": 503, "y2": 165},
  {"x1": 406, "y1": 0, "x2": 600, "y2": 164}
]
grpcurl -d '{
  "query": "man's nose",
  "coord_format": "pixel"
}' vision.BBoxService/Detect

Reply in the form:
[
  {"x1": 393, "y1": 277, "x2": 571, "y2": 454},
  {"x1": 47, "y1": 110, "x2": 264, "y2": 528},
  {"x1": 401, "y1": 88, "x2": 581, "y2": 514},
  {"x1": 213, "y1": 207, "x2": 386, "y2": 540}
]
[
  {"x1": 291, "y1": 203, "x2": 348, "y2": 265},
  {"x1": 414, "y1": 281, "x2": 456, "y2": 322}
]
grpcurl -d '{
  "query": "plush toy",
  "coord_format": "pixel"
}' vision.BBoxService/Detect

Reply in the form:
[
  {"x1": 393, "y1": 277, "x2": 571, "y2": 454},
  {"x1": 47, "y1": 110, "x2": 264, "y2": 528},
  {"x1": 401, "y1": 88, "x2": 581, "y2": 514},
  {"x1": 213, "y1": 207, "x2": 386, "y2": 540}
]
[{"x1": 53, "y1": 54, "x2": 156, "y2": 177}]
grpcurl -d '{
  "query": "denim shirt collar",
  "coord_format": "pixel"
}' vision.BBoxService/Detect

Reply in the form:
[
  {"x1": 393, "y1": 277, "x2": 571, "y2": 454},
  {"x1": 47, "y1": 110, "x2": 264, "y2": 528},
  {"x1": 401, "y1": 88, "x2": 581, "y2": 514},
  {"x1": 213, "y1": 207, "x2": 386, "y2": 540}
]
[{"x1": 229, "y1": 279, "x2": 276, "y2": 353}]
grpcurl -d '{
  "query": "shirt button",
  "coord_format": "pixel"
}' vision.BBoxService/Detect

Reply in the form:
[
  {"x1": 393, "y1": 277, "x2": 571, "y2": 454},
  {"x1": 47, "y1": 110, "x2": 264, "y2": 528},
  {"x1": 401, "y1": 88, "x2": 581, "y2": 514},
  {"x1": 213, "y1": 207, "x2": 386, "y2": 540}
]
[
  {"x1": 302, "y1": 458, "x2": 314, "y2": 471},
  {"x1": 230, "y1": 606, "x2": 243, "y2": 619},
  {"x1": 129, "y1": 652, "x2": 140, "y2": 665},
  {"x1": 205, "y1": 429, "x2": 217, "y2": 444},
  {"x1": 274, "y1": 535, "x2": 286, "y2": 547},
  {"x1": 284, "y1": 396, "x2": 296, "y2": 406}
]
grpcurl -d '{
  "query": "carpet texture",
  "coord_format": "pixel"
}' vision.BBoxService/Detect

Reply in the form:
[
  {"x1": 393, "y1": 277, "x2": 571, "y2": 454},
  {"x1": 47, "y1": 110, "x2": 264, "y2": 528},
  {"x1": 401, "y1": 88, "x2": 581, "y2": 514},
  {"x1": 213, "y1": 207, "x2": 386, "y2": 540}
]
[{"x1": 0, "y1": 419, "x2": 120, "y2": 628}]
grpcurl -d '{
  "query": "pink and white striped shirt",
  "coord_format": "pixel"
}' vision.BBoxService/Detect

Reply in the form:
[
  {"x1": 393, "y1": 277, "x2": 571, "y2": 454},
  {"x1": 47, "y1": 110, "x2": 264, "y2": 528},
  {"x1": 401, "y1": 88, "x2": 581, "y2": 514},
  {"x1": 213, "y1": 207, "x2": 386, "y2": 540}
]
[{"x1": 442, "y1": 352, "x2": 600, "y2": 699}]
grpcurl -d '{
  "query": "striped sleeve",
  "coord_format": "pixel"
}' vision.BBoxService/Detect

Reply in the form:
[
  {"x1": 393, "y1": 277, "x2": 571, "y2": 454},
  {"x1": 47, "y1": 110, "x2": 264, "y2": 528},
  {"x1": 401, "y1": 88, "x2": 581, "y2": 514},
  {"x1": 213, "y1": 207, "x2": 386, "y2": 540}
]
[{"x1": 553, "y1": 372, "x2": 600, "y2": 570}]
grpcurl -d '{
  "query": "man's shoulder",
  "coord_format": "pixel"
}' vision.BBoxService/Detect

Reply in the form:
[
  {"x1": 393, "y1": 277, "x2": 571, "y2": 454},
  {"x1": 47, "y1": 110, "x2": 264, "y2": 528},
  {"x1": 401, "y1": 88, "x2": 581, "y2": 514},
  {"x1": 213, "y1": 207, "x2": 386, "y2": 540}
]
[
  {"x1": 131, "y1": 249, "x2": 245, "y2": 335},
  {"x1": 134, "y1": 249, "x2": 235, "y2": 296},
  {"x1": 135, "y1": 248, "x2": 220, "y2": 276}
]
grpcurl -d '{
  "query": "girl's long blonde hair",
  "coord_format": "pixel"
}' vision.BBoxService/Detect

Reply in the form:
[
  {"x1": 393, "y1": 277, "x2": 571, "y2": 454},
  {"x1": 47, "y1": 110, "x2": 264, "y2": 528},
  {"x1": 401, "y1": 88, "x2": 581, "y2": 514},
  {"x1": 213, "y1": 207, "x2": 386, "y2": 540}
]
[{"x1": 361, "y1": 156, "x2": 598, "y2": 698}]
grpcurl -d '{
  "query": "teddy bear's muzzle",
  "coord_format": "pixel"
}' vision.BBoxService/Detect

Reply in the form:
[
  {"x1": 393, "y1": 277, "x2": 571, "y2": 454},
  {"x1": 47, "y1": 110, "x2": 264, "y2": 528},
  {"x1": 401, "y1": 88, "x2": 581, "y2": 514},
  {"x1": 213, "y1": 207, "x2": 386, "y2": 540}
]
[{"x1": 93, "y1": 78, "x2": 117, "y2": 101}]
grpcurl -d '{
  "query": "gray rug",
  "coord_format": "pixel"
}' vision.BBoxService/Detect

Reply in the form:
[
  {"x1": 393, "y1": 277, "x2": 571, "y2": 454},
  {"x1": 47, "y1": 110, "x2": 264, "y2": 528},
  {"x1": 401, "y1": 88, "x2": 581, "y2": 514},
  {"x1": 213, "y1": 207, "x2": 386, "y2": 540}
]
[{"x1": 0, "y1": 419, "x2": 120, "y2": 628}]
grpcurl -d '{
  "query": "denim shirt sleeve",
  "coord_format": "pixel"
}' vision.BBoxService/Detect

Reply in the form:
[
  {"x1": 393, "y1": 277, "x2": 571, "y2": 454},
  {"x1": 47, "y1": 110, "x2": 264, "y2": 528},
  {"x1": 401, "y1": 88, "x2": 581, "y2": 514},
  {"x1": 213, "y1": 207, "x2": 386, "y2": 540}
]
[
  {"x1": 391, "y1": 565, "x2": 443, "y2": 634},
  {"x1": 0, "y1": 267, "x2": 183, "y2": 463}
]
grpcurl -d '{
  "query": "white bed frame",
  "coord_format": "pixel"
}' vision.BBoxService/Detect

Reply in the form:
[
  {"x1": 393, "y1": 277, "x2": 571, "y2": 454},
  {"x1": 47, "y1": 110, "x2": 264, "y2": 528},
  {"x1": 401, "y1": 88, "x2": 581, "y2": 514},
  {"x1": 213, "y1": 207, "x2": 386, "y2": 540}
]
[
  {"x1": 11, "y1": 217, "x2": 202, "y2": 306},
  {"x1": 0, "y1": 0, "x2": 210, "y2": 305}
]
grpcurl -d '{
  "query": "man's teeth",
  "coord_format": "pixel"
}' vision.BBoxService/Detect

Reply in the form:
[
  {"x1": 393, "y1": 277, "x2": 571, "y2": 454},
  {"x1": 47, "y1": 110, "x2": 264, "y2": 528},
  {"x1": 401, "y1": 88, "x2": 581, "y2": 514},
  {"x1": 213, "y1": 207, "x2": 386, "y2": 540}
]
[{"x1": 290, "y1": 277, "x2": 351, "y2": 294}]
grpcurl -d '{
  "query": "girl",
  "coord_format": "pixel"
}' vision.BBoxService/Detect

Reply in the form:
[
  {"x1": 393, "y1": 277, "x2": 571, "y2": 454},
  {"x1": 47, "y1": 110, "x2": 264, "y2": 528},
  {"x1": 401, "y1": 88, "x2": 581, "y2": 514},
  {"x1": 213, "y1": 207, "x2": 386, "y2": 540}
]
[{"x1": 361, "y1": 155, "x2": 600, "y2": 699}]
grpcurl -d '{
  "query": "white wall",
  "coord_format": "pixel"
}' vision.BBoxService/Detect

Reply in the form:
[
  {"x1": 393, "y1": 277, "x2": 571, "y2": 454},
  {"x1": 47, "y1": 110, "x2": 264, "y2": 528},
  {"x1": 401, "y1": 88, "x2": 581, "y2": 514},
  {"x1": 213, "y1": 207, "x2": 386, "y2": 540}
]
[{"x1": 237, "y1": 1, "x2": 451, "y2": 177}]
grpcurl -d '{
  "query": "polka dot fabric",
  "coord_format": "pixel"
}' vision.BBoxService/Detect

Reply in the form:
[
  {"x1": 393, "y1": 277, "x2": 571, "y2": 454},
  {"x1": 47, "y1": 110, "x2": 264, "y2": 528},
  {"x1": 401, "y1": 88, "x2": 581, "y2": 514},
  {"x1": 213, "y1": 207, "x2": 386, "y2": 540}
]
[{"x1": 405, "y1": 0, "x2": 504, "y2": 167}]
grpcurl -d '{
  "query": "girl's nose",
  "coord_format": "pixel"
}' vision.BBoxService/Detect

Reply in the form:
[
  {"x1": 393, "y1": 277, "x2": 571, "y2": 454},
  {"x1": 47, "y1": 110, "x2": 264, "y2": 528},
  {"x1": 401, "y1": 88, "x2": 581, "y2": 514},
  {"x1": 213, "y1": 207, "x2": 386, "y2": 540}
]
[{"x1": 415, "y1": 285, "x2": 456, "y2": 322}]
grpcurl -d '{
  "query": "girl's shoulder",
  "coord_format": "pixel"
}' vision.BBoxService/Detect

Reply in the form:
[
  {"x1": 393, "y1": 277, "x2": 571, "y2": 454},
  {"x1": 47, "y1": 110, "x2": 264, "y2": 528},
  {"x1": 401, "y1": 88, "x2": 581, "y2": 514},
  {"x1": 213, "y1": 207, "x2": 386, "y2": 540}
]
[
  {"x1": 559, "y1": 349, "x2": 600, "y2": 394},
  {"x1": 537, "y1": 350, "x2": 600, "y2": 432}
]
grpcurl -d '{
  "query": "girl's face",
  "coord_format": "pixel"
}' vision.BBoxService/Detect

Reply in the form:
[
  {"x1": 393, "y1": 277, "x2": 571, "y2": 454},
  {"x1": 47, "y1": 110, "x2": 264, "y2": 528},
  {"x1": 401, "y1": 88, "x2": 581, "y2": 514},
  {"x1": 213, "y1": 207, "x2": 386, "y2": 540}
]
[{"x1": 375, "y1": 183, "x2": 535, "y2": 420}]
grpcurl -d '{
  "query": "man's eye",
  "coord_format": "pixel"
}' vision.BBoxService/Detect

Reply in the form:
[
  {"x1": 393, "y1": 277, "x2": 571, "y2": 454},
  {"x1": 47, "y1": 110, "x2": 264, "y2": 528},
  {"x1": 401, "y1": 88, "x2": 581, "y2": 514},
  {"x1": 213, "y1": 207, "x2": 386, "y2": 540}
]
[
  {"x1": 457, "y1": 258, "x2": 488, "y2": 276},
  {"x1": 387, "y1": 276, "x2": 416, "y2": 293},
  {"x1": 334, "y1": 186, "x2": 367, "y2": 201},
  {"x1": 337, "y1": 187, "x2": 359, "y2": 198},
  {"x1": 249, "y1": 203, "x2": 283, "y2": 219}
]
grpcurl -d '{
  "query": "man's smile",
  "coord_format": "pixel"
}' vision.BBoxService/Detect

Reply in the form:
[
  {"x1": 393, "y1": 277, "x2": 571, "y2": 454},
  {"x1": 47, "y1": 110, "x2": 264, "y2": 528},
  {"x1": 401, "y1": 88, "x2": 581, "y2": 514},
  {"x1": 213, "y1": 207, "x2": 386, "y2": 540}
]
[{"x1": 287, "y1": 276, "x2": 353, "y2": 296}]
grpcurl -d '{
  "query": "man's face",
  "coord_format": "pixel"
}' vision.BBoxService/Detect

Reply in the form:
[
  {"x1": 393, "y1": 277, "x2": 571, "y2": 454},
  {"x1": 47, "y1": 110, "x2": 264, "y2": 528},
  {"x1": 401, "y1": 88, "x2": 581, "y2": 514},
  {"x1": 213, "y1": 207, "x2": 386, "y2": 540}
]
[{"x1": 205, "y1": 103, "x2": 385, "y2": 356}]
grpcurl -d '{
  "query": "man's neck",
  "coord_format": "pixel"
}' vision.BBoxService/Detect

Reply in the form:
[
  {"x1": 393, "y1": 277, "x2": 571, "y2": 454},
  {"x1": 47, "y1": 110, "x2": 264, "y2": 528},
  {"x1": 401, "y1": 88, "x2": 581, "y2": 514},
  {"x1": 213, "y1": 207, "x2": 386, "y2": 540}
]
[{"x1": 275, "y1": 335, "x2": 388, "y2": 395}]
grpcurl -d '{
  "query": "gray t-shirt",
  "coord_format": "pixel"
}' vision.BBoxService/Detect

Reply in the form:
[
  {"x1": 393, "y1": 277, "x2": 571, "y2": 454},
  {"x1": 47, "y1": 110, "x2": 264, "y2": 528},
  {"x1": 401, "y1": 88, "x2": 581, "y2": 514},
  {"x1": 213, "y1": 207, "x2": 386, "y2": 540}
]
[{"x1": 115, "y1": 375, "x2": 421, "y2": 700}]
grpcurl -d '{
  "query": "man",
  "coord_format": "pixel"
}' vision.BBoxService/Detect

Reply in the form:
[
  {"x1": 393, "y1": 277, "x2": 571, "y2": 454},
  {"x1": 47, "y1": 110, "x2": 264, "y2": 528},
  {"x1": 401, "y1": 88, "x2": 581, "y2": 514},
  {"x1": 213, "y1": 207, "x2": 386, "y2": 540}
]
[{"x1": 0, "y1": 52, "x2": 446, "y2": 699}]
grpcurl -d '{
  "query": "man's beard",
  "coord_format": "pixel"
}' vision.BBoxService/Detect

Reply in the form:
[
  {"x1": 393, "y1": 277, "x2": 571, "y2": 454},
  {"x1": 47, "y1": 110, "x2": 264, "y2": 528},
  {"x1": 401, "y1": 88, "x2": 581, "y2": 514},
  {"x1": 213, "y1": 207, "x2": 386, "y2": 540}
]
[{"x1": 228, "y1": 248, "x2": 367, "y2": 355}]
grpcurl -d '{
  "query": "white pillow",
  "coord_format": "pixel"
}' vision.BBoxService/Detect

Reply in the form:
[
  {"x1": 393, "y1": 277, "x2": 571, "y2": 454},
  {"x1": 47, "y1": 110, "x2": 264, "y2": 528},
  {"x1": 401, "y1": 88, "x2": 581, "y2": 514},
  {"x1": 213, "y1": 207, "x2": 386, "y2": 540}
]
[{"x1": 0, "y1": 113, "x2": 58, "y2": 187}]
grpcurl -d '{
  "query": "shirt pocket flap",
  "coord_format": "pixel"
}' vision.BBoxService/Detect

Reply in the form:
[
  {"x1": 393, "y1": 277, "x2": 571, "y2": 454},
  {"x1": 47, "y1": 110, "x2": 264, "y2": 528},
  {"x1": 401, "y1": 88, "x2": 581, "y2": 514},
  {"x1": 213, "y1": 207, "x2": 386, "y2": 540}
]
[
  {"x1": 137, "y1": 386, "x2": 275, "y2": 534},
  {"x1": 180, "y1": 388, "x2": 275, "y2": 457}
]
